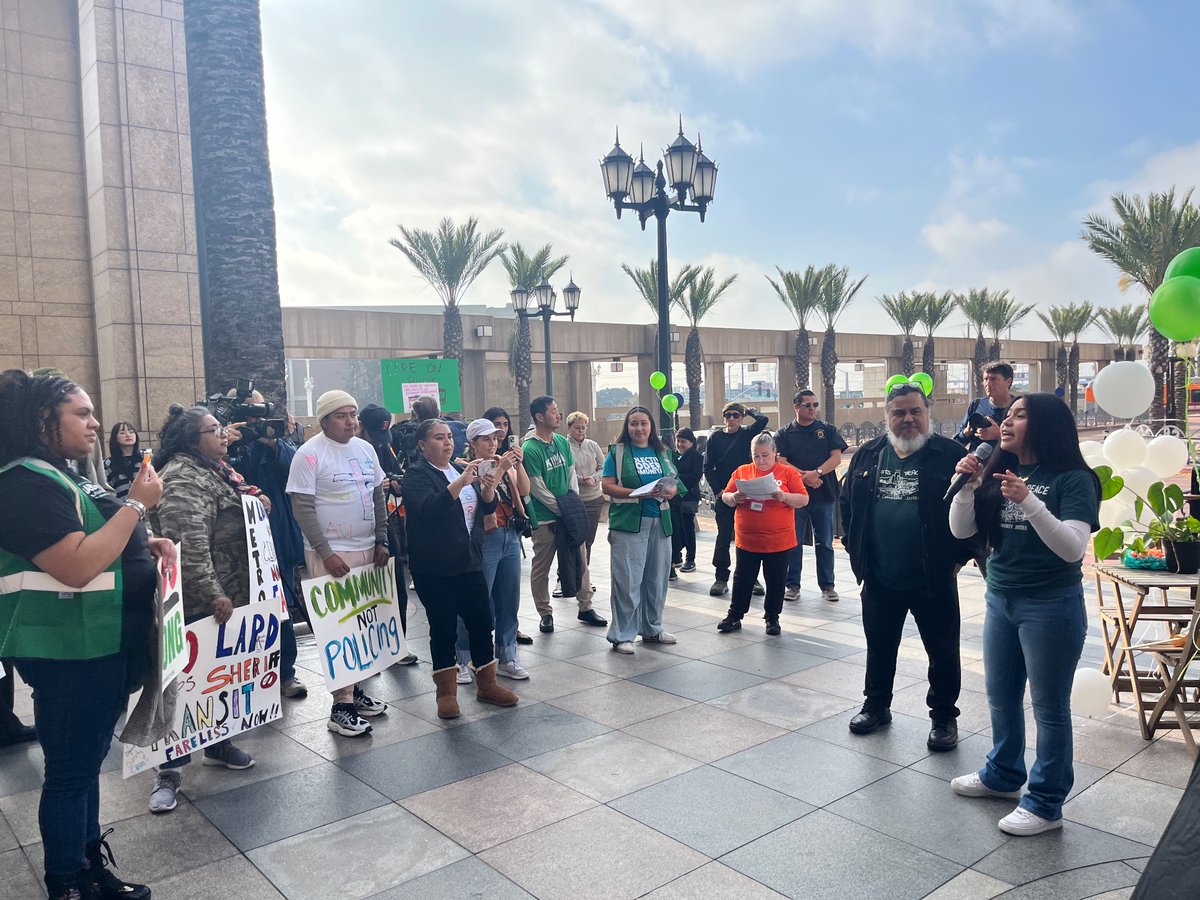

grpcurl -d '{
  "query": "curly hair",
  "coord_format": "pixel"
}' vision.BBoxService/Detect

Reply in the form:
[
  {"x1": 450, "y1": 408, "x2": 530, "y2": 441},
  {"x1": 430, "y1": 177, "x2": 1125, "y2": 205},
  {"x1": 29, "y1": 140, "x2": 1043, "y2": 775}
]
[
  {"x1": 153, "y1": 404, "x2": 215, "y2": 470},
  {"x1": 0, "y1": 369, "x2": 79, "y2": 467}
]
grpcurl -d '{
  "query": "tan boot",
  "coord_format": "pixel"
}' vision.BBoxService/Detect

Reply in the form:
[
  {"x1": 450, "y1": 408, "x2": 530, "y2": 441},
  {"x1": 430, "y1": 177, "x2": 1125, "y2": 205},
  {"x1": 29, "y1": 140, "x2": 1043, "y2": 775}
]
[
  {"x1": 431, "y1": 666, "x2": 461, "y2": 719},
  {"x1": 474, "y1": 660, "x2": 519, "y2": 707}
]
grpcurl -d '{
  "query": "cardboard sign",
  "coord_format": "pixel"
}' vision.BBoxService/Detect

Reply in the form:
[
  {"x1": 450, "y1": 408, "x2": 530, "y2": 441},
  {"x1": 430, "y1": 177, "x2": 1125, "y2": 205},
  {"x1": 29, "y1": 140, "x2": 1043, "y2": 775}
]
[
  {"x1": 242, "y1": 496, "x2": 288, "y2": 620},
  {"x1": 380, "y1": 358, "x2": 461, "y2": 413},
  {"x1": 123, "y1": 605, "x2": 283, "y2": 777},
  {"x1": 160, "y1": 542, "x2": 186, "y2": 688},
  {"x1": 301, "y1": 560, "x2": 408, "y2": 691}
]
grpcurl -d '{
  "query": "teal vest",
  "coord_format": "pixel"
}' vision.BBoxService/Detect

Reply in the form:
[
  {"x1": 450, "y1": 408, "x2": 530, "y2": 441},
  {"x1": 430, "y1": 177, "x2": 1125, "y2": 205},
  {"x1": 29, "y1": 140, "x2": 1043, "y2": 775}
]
[
  {"x1": 0, "y1": 458, "x2": 124, "y2": 660},
  {"x1": 606, "y1": 443, "x2": 681, "y2": 536}
]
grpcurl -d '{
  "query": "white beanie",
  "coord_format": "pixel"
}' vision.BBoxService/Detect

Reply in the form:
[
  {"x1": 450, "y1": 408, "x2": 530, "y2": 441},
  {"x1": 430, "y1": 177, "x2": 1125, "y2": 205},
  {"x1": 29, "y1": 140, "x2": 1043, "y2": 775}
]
[{"x1": 315, "y1": 390, "x2": 357, "y2": 422}]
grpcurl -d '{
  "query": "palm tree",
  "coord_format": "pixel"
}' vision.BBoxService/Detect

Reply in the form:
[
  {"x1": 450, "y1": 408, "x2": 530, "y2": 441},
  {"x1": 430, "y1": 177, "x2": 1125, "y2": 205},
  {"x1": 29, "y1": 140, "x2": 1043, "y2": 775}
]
[
  {"x1": 1097, "y1": 303, "x2": 1150, "y2": 361},
  {"x1": 916, "y1": 290, "x2": 956, "y2": 376},
  {"x1": 676, "y1": 268, "x2": 737, "y2": 426},
  {"x1": 956, "y1": 288, "x2": 1009, "y2": 395},
  {"x1": 815, "y1": 265, "x2": 868, "y2": 423},
  {"x1": 1064, "y1": 301, "x2": 1097, "y2": 412},
  {"x1": 621, "y1": 260, "x2": 700, "y2": 319},
  {"x1": 878, "y1": 292, "x2": 924, "y2": 376},
  {"x1": 1081, "y1": 188, "x2": 1200, "y2": 419},
  {"x1": 501, "y1": 243, "x2": 567, "y2": 433},
  {"x1": 985, "y1": 295, "x2": 1034, "y2": 362},
  {"x1": 1036, "y1": 305, "x2": 1073, "y2": 396},
  {"x1": 766, "y1": 265, "x2": 824, "y2": 389},
  {"x1": 389, "y1": 217, "x2": 505, "y2": 395},
  {"x1": 184, "y1": 0, "x2": 287, "y2": 401}
]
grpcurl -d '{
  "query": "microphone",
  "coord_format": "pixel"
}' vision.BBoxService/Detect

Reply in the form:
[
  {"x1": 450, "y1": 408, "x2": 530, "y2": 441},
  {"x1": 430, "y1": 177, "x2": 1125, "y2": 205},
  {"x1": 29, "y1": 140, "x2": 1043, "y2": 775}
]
[{"x1": 944, "y1": 442, "x2": 993, "y2": 502}]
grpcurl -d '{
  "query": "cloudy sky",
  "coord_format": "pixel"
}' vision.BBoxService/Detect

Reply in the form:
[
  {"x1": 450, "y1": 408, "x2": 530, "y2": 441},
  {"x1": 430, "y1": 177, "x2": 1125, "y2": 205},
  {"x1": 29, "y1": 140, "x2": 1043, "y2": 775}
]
[{"x1": 258, "y1": 0, "x2": 1200, "y2": 340}]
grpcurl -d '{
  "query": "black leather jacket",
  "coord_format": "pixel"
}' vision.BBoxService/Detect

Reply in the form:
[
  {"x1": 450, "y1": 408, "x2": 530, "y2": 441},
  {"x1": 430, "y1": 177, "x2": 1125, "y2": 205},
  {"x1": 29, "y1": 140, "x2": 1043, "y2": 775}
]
[{"x1": 839, "y1": 434, "x2": 979, "y2": 586}]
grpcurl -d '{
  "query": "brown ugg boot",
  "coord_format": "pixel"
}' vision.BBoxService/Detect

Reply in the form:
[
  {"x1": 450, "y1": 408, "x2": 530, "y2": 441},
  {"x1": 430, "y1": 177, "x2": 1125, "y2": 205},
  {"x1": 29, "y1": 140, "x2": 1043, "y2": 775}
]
[
  {"x1": 474, "y1": 660, "x2": 519, "y2": 707},
  {"x1": 431, "y1": 666, "x2": 461, "y2": 719}
]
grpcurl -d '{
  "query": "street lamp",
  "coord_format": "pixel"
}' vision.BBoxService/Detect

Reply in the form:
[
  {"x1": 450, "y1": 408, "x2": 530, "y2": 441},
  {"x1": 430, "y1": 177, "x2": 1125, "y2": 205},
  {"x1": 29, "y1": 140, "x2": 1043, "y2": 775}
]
[
  {"x1": 512, "y1": 274, "x2": 581, "y2": 396},
  {"x1": 601, "y1": 118, "x2": 717, "y2": 436}
]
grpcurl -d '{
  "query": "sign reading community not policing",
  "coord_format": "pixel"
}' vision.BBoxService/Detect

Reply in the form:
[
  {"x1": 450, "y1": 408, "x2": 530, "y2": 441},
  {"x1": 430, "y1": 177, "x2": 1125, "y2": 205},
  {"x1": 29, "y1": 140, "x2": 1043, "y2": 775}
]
[{"x1": 301, "y1": 560, "x2": 409, "y2": 691}]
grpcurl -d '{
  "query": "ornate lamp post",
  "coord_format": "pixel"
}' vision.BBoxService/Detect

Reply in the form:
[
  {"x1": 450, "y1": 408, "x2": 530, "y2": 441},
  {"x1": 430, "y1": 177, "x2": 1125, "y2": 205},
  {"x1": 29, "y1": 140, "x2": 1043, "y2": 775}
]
[
  {"x1": 601, "y1": 119, "x2": 717, "y2": 436},
  {"x1": 512, "y1": 275, "x2": 581, "y2": 396}
]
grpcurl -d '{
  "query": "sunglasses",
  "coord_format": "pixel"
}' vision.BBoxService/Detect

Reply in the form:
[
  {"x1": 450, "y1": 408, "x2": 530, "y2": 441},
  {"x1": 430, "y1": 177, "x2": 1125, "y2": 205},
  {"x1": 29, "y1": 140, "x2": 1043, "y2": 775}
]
[
  {"x1": 797, "y1": 402, "x2": 819, "y2": 409},
  {"x1": 723, "y1": 412, "x2": 743, "y2": 419}
]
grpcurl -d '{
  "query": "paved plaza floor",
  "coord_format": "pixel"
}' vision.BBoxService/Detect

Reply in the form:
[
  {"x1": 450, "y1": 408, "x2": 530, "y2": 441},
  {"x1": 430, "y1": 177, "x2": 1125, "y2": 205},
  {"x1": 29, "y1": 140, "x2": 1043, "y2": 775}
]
[{"x1": 0, "y1": 525, "x2": 1190, "y2": 898}]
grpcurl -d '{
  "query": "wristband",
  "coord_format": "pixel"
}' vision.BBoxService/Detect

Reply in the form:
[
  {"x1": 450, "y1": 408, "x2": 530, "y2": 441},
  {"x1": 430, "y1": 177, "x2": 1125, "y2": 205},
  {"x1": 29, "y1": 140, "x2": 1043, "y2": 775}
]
[{"x1": 123, "y1": 499, "x2": 147, "y2": 521}]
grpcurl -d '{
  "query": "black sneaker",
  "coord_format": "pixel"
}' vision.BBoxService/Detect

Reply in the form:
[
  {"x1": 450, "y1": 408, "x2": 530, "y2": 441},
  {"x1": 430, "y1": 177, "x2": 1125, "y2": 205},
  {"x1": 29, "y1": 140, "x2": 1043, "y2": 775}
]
[
  {"x1": 765, "y1": 618, "x2": 781, "y2": 636},
  {"x1": 86, "y1": 828, "x2": 150, "y2": 900},
  {"x1": 717, "y1": 616, "x2": 742, "y2": 633},
  {"x1": 669, "y1": 568, "x2": 678, "y2": 581},
  {"x1": 680, "y1": 561, "x2": 696, "y2": 572}
]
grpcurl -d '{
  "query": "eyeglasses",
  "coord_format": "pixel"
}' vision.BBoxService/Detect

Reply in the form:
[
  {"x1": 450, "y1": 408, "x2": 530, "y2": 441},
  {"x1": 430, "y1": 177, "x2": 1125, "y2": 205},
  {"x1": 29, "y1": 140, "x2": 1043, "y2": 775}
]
[
  {"x1": 200, "y1": 426, "x2": 228, "y2": 437},
  {"x1": 723, "y1": 412, "x2": 742, "y2": 419},
  {"x1": 798, "y1": 402, "x2": 819, "y2": 409}
]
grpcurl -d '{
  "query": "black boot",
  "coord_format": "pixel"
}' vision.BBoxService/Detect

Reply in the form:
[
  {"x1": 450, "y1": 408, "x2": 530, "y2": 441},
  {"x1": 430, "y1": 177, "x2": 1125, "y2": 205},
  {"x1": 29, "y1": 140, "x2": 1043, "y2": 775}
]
[{"x1": 85, "y1": 828, "x2": 151, "y2": 900}]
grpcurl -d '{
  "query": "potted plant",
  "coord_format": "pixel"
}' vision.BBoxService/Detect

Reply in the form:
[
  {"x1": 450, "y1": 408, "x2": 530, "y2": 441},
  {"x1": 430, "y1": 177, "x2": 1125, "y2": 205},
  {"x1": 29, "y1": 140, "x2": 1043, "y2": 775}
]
[{"x1": 1093, "y1": 470, "x2": 1200, "y2": 574}]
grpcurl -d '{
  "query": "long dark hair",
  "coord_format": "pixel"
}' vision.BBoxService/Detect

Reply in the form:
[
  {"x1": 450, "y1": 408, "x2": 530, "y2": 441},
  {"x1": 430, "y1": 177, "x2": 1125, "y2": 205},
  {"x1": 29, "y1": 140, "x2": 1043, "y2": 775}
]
[
  {"x1": 154, "y1": 404, "x2": 215, "y2": 470},
  {"x1": 0, "y1": 369, "x2": 79, "y2": 468},
  {"x1": 617, "y1": 406, "x2": 665, "y2": 452},
  {"x1": 108, "y1": 422, "x2": 141, "y2": 462}
]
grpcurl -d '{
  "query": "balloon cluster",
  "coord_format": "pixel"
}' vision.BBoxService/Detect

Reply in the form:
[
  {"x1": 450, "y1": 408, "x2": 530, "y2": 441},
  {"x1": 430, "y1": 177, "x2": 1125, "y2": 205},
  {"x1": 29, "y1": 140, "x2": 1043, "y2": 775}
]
[
  {"x1": 1149, "y1": 247, "x2": 1200, "y2": 342},
  {"x1": 648, "y1": 371, "x2": 684, "y2": 414},
  {"x1": 1082, "y1": 429, "x2": 1188, "y2": 527}
]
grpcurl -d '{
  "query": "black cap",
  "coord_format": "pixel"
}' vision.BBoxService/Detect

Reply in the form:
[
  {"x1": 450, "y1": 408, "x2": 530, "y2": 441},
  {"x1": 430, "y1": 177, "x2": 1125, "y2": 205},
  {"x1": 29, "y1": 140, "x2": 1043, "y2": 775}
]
[{"x1": 359, "y1": 404, "x2": 392, "y2": 434}]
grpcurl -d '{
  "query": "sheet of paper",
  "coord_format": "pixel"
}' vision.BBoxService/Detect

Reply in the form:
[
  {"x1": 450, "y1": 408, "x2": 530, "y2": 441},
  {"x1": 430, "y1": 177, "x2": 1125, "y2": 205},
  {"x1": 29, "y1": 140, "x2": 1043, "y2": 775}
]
[
  {"x1": 629, "y1": 475, "x2": 676, "y2": 498},
  {"x1": 735, "y1": 473, "x2": 779, "y2": 499}
]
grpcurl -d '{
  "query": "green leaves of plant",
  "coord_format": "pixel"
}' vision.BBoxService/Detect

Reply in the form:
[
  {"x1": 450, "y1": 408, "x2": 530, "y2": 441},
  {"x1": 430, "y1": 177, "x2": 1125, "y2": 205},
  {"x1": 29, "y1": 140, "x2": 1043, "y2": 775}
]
[{"x1": 1093, "y1": 527, "x2": 1124, "y2": 560}]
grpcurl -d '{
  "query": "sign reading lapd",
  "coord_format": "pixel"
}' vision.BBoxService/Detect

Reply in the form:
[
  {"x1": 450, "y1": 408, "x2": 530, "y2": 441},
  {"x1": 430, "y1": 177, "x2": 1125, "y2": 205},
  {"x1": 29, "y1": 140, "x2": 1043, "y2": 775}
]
[
  {"x1": 122, "y1": 605, "x2": 283, "y2": 777},
  {"x1": 242, "y1": 496, "x2": 288, "y2": 620},
  {"x1": 301, "y1": 560, "x2": 408, "y2": 691}
]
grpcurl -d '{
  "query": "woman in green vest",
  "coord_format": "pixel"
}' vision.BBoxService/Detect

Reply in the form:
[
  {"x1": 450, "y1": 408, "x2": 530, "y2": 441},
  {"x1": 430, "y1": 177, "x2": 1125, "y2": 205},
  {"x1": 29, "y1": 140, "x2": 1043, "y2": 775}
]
[
  {"x1": 601, "y1": 406, "x2": 680, "y2": 654},
  {"x1": 0, "y1": 369, "x2": 170, "y2": 900}
]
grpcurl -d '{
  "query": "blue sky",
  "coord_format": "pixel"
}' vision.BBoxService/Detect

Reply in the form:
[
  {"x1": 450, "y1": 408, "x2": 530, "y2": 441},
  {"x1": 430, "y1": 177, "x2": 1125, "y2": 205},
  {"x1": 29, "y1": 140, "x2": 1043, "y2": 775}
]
[{"x1": 259, "y1": 0, "x2": 1200, "y2": 339}]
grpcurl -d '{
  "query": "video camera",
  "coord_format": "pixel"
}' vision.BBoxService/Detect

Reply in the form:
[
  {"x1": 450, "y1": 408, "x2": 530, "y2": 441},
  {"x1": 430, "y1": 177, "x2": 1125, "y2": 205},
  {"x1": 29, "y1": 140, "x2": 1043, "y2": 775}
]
[{"x1": 203, "y1": 378, "x2": 288, "y2": 442}]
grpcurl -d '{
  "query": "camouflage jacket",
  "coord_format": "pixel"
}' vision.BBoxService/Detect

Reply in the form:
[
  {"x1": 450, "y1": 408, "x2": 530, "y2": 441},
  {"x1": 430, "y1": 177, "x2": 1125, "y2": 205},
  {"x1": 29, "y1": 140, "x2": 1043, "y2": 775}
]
[{"x1": 153, "y1": 454, "x2": 250, "y2": 619}]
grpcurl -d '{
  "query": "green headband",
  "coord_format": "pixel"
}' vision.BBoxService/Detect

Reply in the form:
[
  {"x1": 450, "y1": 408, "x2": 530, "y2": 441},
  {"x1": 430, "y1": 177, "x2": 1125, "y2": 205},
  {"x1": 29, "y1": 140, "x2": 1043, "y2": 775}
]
[{"x1": 885, "y1": 372, "x2": 934, "y2": 396}]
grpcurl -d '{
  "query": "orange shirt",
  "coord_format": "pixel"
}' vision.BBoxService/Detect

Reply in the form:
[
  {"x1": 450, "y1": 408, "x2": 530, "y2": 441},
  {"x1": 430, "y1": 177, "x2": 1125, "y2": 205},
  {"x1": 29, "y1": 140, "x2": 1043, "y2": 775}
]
[{"x1": 725, "y1": 462, "x2": 808, "y2": 553}]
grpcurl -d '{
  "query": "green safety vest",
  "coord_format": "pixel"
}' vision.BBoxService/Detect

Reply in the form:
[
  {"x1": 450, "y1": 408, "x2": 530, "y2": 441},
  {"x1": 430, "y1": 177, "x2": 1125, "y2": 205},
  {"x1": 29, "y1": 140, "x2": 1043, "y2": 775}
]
[
  {"x1": 606, "y1": 443, "x2": 681, "y2": 537},
  {"x1": 0, "y1": 458, "x2": 124, "y2": 660}
]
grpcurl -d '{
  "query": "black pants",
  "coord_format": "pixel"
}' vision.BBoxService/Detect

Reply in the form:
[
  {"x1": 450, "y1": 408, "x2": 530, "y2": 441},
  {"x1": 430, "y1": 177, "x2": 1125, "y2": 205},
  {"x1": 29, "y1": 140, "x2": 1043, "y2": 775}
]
[
  {"x1": 860, "y1": 577, "x2": 961, "y2": 721},
  {"x1": 411, "y1": 569, "x2": 495, "y2": 671},
  {"x1": 386, "y1": 517, "x2": 409, "y2": 634},
  {"x1": 712, "y1": 500, "x2": 736, "y2": 581},
  {"x1": 670, "y1": 505, "x2": 696, "y2": 564},
  {"x1": 729, "y1": 548, "x2": 789, "y2": 620}
]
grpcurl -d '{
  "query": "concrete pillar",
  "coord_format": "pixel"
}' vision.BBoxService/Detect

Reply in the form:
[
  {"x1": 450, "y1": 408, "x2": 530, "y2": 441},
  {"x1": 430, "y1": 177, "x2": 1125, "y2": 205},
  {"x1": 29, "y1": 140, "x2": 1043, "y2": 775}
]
[
  {"x1": 459, "y1": 349, "x2": 487, "y2": 416},
  {"x1": 636, "y1": 353, "x2": 657, "y2": 414},
  {"x1": 565, "y1": 360, "x2": 595, "y2": 421},
  {"x1": 704, "y1": 360, "x2": 725, "y2": 429}
]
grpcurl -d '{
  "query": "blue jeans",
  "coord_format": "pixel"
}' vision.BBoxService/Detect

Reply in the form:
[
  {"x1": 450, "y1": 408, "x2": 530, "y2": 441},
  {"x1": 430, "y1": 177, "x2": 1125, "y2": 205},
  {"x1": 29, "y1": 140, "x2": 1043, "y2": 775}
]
[
  {"x1": 607, "y1": 518, "x2": 671, "y2": 643},
  {"x1": 15, "y1": 654, "x2": 129, "y2": 893},
  {"x1": 457, "y1": 526, "x2": 522, "y2": 664},
  {"x1": 980, "y1": 584, "x2": 1087, "y2": 821},
  {"x1": 785, "y1": 502, "x2": 835, "y2": 589}
]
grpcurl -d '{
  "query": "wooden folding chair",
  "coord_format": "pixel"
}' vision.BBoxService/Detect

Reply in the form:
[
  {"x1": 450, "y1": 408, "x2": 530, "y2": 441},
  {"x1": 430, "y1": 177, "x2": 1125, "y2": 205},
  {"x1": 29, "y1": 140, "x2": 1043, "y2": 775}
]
[{"x1": 1143, "y1": 607, "x2": 1200, "y2": 758}]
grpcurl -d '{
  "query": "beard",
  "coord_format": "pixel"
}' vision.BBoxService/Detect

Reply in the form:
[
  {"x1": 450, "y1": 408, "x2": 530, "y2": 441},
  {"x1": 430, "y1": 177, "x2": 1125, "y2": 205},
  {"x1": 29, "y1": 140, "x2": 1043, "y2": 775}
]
[{"x1": 886, "y1": 428, "x2": 930, "y2": 455}]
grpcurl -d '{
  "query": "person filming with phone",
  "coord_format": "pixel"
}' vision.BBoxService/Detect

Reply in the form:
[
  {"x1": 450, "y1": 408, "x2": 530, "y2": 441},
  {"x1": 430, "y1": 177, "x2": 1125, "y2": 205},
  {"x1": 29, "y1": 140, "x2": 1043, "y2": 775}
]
[{"x1": 956, "y1": 362, "x2": 1017, "y2": 450}]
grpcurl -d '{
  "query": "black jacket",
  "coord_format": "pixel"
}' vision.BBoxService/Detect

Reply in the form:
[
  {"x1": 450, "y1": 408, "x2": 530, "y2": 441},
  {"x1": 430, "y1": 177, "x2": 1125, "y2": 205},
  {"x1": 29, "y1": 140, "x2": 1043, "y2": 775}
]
[
  {"x1": 673, "y1": 448, "x2": 703, "y2": 499},
  {"x1": 839, "y1": 434, "x2": 979, "y2": 586},
  {"x1": 401, "y1": 458, "x2": 497, "y2": 577},
  {"x1": 555, "y1": 491, "x2": 589, "y2": 598},
  {"x1": 704, "y1": 411, "x2": 769, "y2": 493}
]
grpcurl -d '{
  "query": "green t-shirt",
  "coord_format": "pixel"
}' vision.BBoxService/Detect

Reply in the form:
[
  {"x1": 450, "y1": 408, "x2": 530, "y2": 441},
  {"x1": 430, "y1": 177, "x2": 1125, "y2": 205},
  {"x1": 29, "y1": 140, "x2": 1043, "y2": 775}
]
[
  {"x1": 521, "y1": 432, "x2": 575, "y2": 527},
  {"x1": 867, "y1": 444, "x2": 926, "y2": 588},
  {"x1": 986, "y1": 467, "x2": 1100, "y2": 594}
]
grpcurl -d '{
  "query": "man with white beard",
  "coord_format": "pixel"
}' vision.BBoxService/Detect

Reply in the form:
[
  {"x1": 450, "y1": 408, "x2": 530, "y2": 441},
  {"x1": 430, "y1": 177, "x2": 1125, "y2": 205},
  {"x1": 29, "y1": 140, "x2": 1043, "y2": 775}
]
[{"x1": 840, "y1": 382, "x2": 978, "y2": 752}]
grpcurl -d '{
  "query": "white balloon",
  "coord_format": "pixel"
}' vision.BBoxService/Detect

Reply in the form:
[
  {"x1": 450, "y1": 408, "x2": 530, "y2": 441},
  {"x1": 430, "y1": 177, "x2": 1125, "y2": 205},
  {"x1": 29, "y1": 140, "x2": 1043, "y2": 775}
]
[
  {"x1": 1144, "y1": 435, "x2": 1189, "y2": 478},
  {"x1": 1079, "y1": 440, "x2": 1105, "y2": 458},
  {"x1": 1120, "y1": 465, "x2": 1159, "y2": 502},
  {"x1": 1104, "y1": 428, "x2": 1147, "y2": 470},
  {"x1": 1098, "y1": 501, "x2": 1133, "y2": 528},
  {"x1": 1071, "y1": 668, "x2": 1112, "y2": 718},
  {"x1": 1086, "y1": 452, "x2": 1110, "y2": 470},
  {"x1": 1092, "y1": 361, "x2": 1155, "y2": 419}
]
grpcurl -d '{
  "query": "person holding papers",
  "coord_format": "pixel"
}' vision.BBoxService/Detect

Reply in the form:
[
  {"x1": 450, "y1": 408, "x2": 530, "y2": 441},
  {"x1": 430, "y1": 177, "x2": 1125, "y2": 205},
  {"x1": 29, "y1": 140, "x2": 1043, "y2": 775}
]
[
  {"x1": 718, "y1": 434, "x2": 808, "y2": 636},
  {"x1": 601, "y1": 406, "x2": 681, "y2": 653},
  {"x1": 0, "y1": 369, "x2": 167, "y2": 900}
]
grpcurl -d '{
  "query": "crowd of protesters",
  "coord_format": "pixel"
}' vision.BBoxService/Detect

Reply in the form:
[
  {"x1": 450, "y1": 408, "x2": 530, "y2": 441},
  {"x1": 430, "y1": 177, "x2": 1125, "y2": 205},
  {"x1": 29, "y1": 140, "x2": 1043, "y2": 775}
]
[{"x1": 0, "y1": 362, "x2": 1102, "y2": 897}]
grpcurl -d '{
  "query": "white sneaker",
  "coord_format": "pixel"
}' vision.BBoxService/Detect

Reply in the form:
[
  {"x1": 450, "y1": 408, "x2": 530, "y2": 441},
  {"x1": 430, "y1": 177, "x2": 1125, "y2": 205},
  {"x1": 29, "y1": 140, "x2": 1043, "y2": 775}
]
[
  {"x1": 642, "y1": 631, "x2": 677, "y2": 644},
  {"x1": 951, "y1": 772, "x2": 1022, "y2": 799},
  {"x1": 784, "y1": 585, "x2": 801, "y2": 602},
  {"x1": 999, "y1": 806, "x2": 1062, "y2": 836},
  {"x1": 148, "y1": 769, "x2": 181, "y2": 813},
  {"x1": 456, "y1": 663, "x2": 473, "y2": 684},
  {"x1": 613, "y1": 641, "x2": 635, "y2": 654},
  {"x1": 327, "y1": 702, "x2": 372, "y2": 737},
  {"x1": 496, "y1": 660, "x2": 530, "y2": 680}
]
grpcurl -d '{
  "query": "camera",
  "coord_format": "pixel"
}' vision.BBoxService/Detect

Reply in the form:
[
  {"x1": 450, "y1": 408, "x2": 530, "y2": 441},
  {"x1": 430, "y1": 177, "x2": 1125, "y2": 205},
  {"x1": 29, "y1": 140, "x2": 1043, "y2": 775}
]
[{"x1": 203, "y1": 379, "x2": 287, "y2": 442}]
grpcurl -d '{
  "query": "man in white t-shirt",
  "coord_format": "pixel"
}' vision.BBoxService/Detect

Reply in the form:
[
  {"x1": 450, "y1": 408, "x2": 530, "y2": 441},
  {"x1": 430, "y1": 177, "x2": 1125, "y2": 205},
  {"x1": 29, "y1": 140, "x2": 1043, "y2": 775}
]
[{"x1": 287, "y1": 390, "x2": 391, "y2": 737}]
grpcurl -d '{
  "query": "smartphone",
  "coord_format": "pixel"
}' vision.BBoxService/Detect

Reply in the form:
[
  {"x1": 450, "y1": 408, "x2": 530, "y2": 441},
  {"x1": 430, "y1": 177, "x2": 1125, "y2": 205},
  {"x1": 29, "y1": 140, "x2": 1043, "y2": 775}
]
[{"x1": 477, "y1": 459, "x2": 498, "y2": 479}]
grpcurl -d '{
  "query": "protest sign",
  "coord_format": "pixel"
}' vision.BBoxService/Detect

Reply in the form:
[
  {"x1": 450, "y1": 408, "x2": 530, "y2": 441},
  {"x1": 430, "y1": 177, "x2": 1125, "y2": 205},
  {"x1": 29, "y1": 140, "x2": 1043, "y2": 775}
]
[
  {"x1": 242, "y1": 495, "x2": 288, "y2": 619},
  {"x1": 301, "y1": 560, "x2": 408, "y2": 691},
  {"x1": 380, "y1": 358, "x2": 461, "y2": 413},
  {"x1": 123, "y1": 604, "x2": 283, "y2": 777},
  {"x1": 400, "y1": 381, "x2": 439, "y2": 414},
  {"x1": 160, "y1": 542, "x2": 186, "y2": 688}
]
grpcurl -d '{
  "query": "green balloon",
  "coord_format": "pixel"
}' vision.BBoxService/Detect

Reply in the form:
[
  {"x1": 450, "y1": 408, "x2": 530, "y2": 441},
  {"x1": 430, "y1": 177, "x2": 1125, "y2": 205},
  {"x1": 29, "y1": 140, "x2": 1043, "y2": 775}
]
[
  {"x1": 649, "y1": 371, "x2": 667, "y2": 390},
  {"x1": 884, "y1": 375, "x2": 908, "y2": 394},
  {"x1": 1165, "y1": 247, "x2": 1200, "y2": 282},
  {"x1": 661, "y1": 393, "x2": 680, "y2": 413},
  {"x1": 912, "y1": 372, "x2": 934, "y2": 396},
  {"x1": 1149, "y1": 276, "x2": 1200, "y2": 342}
]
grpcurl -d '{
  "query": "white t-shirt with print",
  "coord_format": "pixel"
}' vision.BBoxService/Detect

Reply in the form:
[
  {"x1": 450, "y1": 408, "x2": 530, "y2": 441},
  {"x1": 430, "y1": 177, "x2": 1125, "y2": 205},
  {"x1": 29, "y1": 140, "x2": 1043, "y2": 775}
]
[
  {"x1": 286, "y1": 432, "x2": 385, "y2": 553},
  {"x1": 440, "y1": 464, "x2": 478, "y2": 533}
]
